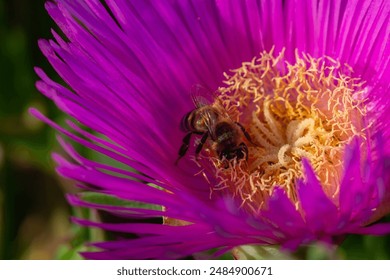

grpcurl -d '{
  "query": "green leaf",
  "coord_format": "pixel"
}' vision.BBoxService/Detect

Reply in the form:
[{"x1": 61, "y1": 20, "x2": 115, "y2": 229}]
[{"x1": 80, "y1": 192, "x2": 162, "y2": 211}]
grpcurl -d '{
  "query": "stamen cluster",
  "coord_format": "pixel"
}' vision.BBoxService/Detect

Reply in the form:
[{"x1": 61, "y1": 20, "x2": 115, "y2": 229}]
[{"x1": 207, "y1": 50, "x2": 368, "y2": 212}]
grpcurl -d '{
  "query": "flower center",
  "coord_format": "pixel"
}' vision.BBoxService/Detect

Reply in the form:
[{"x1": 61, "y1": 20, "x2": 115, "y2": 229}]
[{"x1": 202, "y1": 49, "x2": 368, "y2": 212}]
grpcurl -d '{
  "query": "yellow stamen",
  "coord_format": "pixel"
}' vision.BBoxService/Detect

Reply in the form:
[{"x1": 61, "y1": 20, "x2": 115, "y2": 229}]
[{"x1": 204, "y1": 49, "x2": 368, "y2": 213}]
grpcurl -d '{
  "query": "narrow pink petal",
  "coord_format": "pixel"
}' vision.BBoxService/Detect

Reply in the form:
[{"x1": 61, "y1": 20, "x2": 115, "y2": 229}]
[
  {"x1": 261, "y1": 188, "x2": 306, "y2": 238},
  {"x1": 339, "y1": 138, "x2": 368, "y2": 221},
  {"x1": 351, "y1": 223, "x2": 390, "y2": 235},
  {"x1": 298, "y1": 159, "x2": 339, "y2": 232}
]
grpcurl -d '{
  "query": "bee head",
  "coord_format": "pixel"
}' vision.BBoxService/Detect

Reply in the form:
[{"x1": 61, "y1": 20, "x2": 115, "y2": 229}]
[{"x1": 220, "y1": 143, "x2": 248, "y2": 162}]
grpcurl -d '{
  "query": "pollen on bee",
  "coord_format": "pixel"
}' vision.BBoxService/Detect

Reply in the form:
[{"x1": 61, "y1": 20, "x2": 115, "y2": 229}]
[{"x1": 202, "y1": 48, "x2": 369, "y2": 213}]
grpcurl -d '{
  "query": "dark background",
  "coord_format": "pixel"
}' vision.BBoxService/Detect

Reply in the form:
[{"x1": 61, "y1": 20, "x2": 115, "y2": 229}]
[{"x1": 0, "y1": 0, "x2": 389, "y2": 259}]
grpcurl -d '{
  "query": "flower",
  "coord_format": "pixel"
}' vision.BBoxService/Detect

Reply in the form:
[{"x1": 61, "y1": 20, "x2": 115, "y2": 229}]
[{"x1": 31, "y1": 0, "x2": 390, "y2": 259}]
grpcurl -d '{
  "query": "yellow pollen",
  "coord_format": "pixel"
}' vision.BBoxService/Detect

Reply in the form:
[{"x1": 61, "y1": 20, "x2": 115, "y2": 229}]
[{"x1": 205, "y1": 49, "x2": 368, "y2": 212}]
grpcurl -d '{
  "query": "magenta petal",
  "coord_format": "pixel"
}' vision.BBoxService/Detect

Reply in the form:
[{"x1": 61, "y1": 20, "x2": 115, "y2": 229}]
[
  {"x1": 298, "y1": 158, "x2": 338, "y2": 232},
  {"x1": 261, "y1": 188, "x2": 306, "y2": 238},
  {"x1": 55, "y1": 158, "x2": 183, "y2": 209},
  {"x1": 351, "y1": 223, "x2": 390, "y2": 235},
  {"x1": 339, "y1": 138, "x2": 368, "y2": 222}
]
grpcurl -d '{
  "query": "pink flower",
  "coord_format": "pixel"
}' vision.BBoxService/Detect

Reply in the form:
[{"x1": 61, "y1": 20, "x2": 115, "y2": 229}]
[{"x1": 32, "y1": 0, "x2": 390, "y2": 259}]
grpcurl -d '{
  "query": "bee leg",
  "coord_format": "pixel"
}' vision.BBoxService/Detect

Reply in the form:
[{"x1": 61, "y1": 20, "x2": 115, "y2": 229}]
[
  {"x1": 195, "y1": 133, "x2": 209, "y2": 160},
  {"x1": 175, "y1": 132, "x2": 192, "y2": 165},
  {"x1": 235, "y1": 122, "x2": 256, "y2": 146}
]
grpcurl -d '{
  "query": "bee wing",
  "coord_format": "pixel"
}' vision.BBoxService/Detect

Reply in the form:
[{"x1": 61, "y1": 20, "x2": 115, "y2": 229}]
[
  {"x1": 190, "y1": 84, "x2": 221, "y2": 136},
  {"x1": 202, "y1": 107, "x2": 218, "y2": 136},
  {"x1": 192, "y1": 84, "x2": 233, "y2": 119},
  {"x1": 190, "y1": 84, "x2": 216, "y2": 108},
  {"x1": 190, "y1": 84, "x2": 231, "y2": 138}
]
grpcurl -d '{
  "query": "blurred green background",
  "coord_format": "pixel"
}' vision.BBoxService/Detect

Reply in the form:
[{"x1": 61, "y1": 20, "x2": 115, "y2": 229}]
[
  {"x1": 0, "y1": 0, "x2": 389, "y2": 260},
  {"x1": 0, "y1": 0, "x2": 73, "y2": 259}
]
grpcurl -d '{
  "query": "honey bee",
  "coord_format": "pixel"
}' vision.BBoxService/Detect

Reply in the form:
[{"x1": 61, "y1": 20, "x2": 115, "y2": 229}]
[{"x1": 175, "y1": 85, "x2": 253, "y2": 166}]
